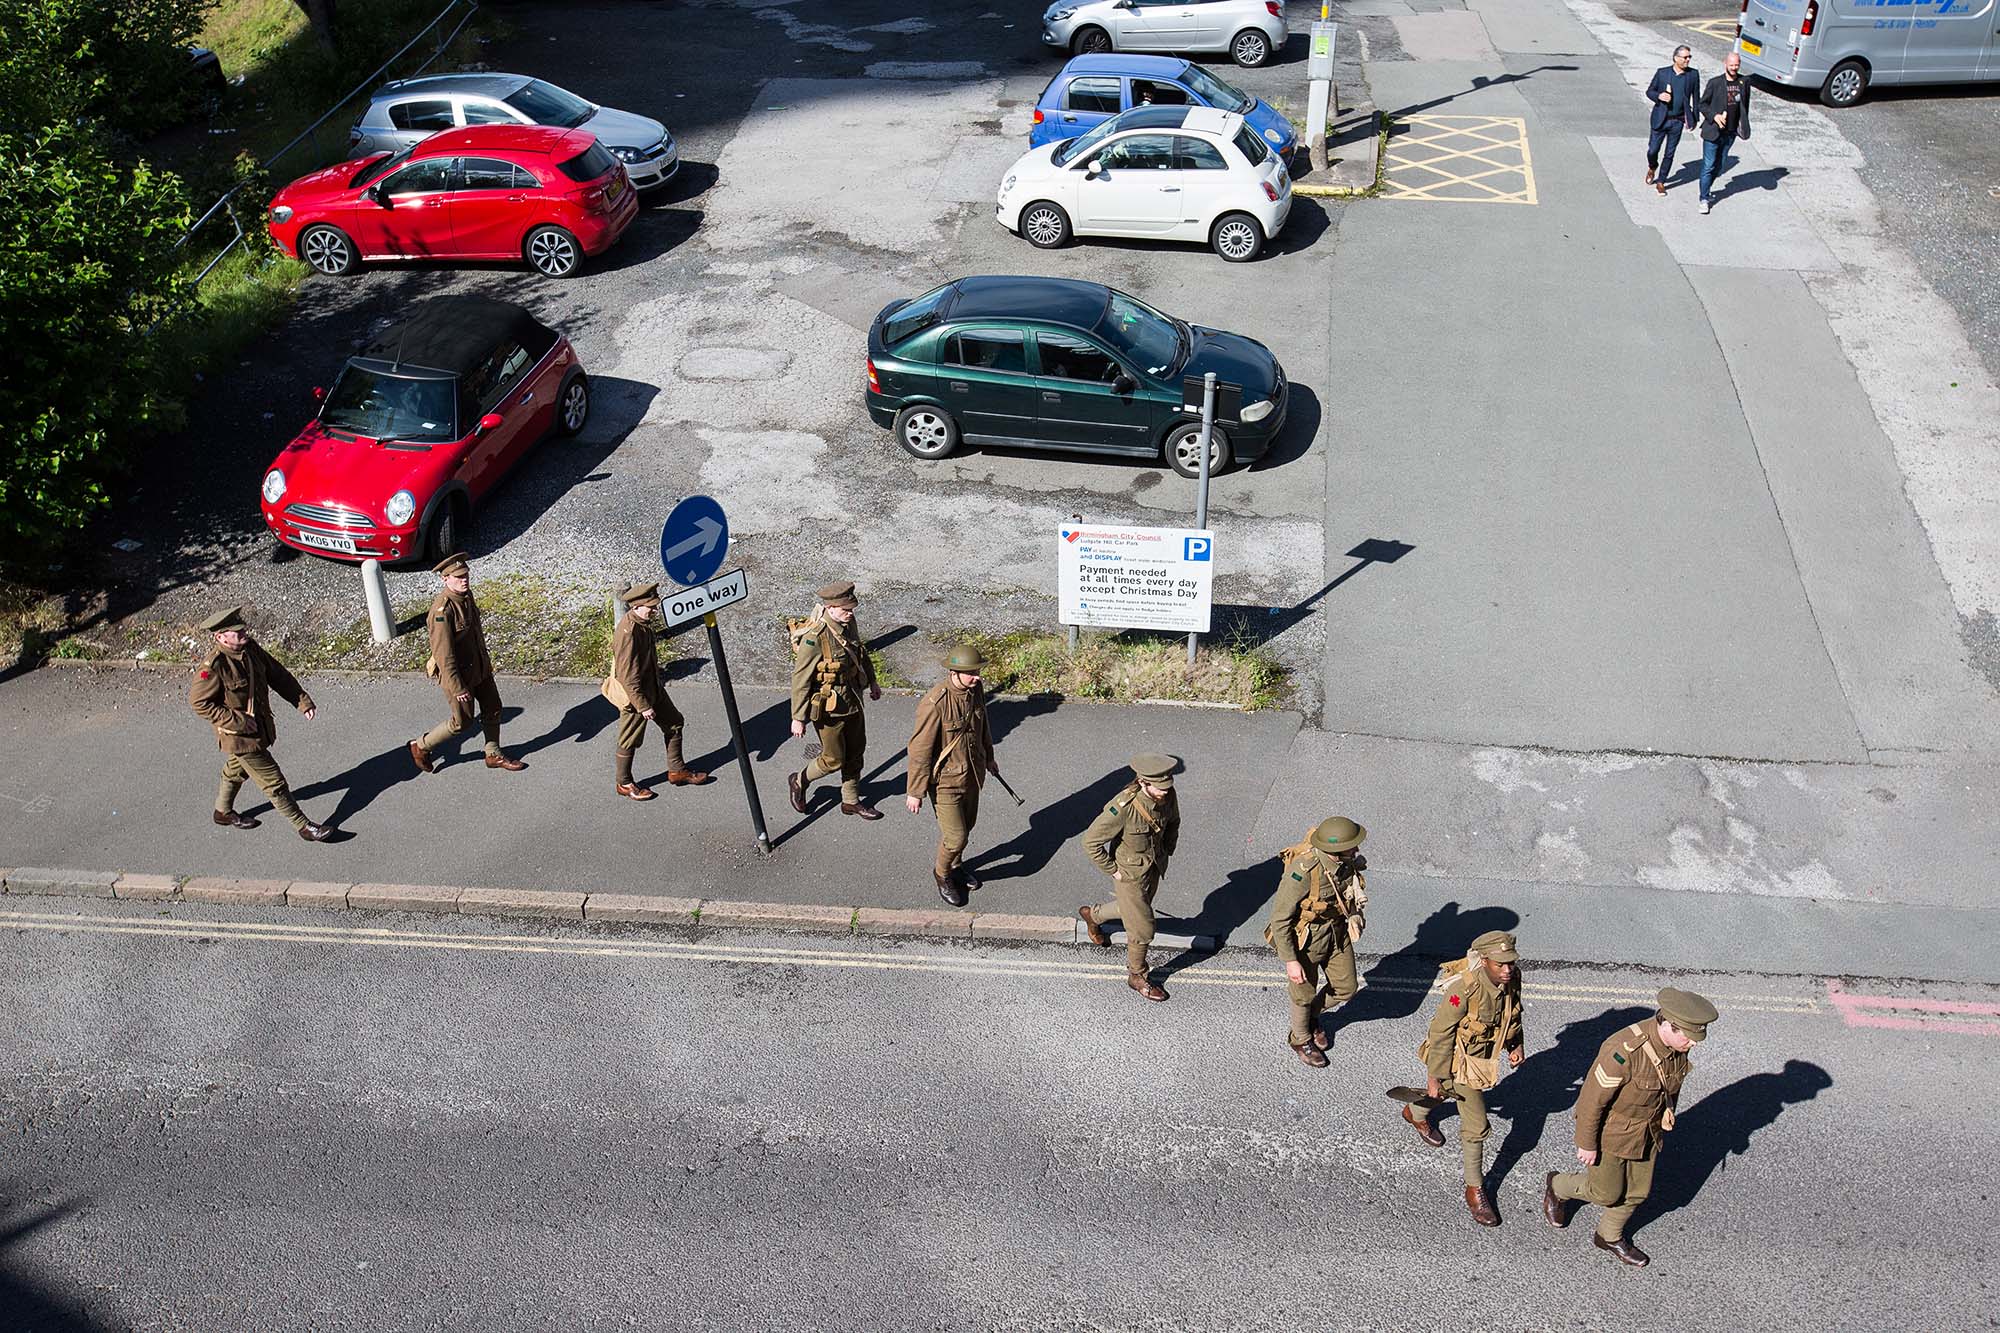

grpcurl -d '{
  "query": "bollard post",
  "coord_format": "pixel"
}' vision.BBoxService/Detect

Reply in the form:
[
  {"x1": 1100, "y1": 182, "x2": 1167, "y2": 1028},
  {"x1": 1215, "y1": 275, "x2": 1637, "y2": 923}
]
[{"x1": 361, "y1": 557, "x2": 393, "y2": 645}]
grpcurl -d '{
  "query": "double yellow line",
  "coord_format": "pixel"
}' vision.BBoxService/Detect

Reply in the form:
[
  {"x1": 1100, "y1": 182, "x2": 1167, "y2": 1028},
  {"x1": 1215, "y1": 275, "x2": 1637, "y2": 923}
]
[{"x1": 0, "y1": 908, "x2": 1820, "y2": 1014}]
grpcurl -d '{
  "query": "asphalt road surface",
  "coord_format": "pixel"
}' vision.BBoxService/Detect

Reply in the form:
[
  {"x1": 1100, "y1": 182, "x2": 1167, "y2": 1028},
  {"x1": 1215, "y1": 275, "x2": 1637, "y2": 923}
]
[{"x1": 2, "y1": 898, "x2": 1988, "y2": 1330}]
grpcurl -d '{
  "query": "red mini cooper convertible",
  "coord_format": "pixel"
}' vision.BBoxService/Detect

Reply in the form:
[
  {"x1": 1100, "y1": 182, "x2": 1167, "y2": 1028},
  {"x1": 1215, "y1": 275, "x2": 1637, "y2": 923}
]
[{"x1": 258, "y1": 295, "x2": 589, "y2": 563}]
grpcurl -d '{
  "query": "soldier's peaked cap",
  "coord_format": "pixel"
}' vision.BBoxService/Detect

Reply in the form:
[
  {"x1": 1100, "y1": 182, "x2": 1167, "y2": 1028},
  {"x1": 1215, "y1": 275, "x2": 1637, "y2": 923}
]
[
  {"x1": 1130, "y1": 753, "x2": 1178, "y2": 786},
  {"x1": 817, "y1": 580, "x2": 858, "y2": 608},
  {"x1": 1657, "y1": 986, "x2": 1719, "y2": 1041},
  {"x1": 1468, "y1": 929, "x2": 1519, "y2": 963},
  {"x1": 946, "y1": 644, "x2": 986, "y2": 672},
  {"x1": 200, "y1": 607, "x2": 247, "y2": 633},
  {"x1": 1311, "y1": 815, "x2": 1366, "y2": 853},
  {"x1": 433, "y1": 551, "x2": 471, "y2": 576},
  {"x1": 623, "y1": 581, "x2": 661, "y2": 605}
]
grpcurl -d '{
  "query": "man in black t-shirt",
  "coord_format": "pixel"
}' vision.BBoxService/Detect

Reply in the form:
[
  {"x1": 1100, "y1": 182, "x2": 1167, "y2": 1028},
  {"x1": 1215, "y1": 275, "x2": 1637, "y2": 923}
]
[{"x1": 1697, "y1": 52, "x2": 1753, "y2": 215}]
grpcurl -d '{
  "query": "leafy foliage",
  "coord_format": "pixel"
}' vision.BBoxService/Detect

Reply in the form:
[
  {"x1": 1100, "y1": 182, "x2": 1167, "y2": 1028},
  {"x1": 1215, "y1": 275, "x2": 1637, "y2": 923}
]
[
  {"x1": 0, "y1": 128, "x2": 190, "y2": 556},
  {"x1": 0, "y1": 0, "x2": 217, "y2": 134}
]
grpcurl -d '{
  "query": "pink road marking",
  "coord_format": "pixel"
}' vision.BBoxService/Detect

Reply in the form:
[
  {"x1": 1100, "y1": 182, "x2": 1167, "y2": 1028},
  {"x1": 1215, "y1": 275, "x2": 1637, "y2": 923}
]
[{"x1": 1825, "y1": 980, "x2": 2000, "y2": 1037}]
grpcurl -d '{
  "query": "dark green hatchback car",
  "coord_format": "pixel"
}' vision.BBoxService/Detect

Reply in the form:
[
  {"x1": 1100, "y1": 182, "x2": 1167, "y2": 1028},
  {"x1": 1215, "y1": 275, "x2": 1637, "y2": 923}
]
[{"x1": 865, "y1": 275, "x2": 1286, "y2": 477}]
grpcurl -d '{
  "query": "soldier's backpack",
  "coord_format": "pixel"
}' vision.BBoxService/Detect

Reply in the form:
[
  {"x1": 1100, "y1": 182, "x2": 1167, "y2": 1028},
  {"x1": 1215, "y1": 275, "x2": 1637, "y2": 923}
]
[{"x1": 785, "y1": 610, "x2": 842, "y2": 723}]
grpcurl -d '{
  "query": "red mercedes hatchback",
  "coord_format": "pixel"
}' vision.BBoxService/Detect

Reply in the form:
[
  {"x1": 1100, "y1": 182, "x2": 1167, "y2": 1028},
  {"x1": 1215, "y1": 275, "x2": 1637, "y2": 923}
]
[
  {"x1": 266, "y1": 124, "x2": 639, "y2": 278},
  {"x1": 259, "y1": 296, "x2": 589, "y2": 564}
]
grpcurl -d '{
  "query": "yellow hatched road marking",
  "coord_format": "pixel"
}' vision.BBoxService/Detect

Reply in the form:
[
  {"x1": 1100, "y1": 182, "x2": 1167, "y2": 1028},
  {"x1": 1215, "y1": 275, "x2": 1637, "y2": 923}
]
[
  {"x1": 2, "y1": 908, "x2": 1819, "y2": 1012},
  {"x1": 1382, "y1": 114, "x2": 1537, "y2": 205},
  {"x1": 1675, "y1": 17, "x2": 1740, "y2": 41}
]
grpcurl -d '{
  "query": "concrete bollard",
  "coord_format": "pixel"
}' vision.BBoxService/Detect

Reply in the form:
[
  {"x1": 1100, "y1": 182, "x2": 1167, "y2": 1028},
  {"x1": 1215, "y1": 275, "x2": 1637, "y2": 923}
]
[{"x1": 362, "y1": 558, "x2": 393, "y2": 645}]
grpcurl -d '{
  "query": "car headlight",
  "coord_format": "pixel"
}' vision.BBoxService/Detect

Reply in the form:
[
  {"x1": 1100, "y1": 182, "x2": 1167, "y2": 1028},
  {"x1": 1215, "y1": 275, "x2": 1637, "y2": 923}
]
[
  {"x1": 1001, "y1": 174, "x2": 1017, "y2": 194},
  {"x1": 610, "y1": 145, "x2": 639, "y2": 163},
  {"x1": 1049, "y1": 7, "x2": 1077, "y2": 21},
  {"x1": 261, "y1": 469, "x2": 286, "y2": 504},
  {"x1": 269, "y1": 204, "x2": 294, "y2": 224},
  {"x1": 1240, "y1": 399, "x2": 1274, "y2": 423},
  {"x1": 1264, "y1": 128, "x2": 1283, "y2": 144},
  {"x1": 385, "y1": 490, "x2": 416, "y2": 526}
]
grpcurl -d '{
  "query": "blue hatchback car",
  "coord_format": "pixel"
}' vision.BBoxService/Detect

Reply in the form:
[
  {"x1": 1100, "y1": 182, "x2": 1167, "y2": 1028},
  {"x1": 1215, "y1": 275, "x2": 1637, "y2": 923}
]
[{"x1": 1029, "y1": 53, "x2": 1297, "y2": 155}]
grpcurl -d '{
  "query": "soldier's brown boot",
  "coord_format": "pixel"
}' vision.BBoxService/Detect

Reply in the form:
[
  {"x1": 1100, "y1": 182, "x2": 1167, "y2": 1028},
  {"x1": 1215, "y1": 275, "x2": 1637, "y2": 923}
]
[
  {"x1": 408, "y1": 740, "x2": 434, "y2": 774},
  {"x1": 212, "y1": 809, "x2": 259, "y2": 830},
  {"x1": 788, "y1": 769, "x2": 808, "y2": 813},
  {"x1": 665, "y1": 769, "x2": 711, "y2": 786},
  {"x1": 1078, "y1": 905, "x2": 1109, "y2": 947},
  {"x1": 1291, "y1": 1040, "x2": 1329, "y2": 1068},
  {"x1": 617, "y1": 782, "x2": 656, "y2": 801},
  {"x1": 1542, "y1": 1172, "x2": 1572, "y2": 1228},
  {"x1": 484, "y1": 753, "x2": 526, "y2": 771},
  {"x1": 1403, "y1": 1105, "x2": 1446, "y2": 1147},
  {"x1": 841, "y1": 801, "x2": 883, "y2": 820},
  {"x1": 1464, "y1": 1185, "x2": 1500, "y2": 1227},
  {"x1": 1127, "y1": 971, "x2": 1168, "y2": 1002},
  {"x1": 1311, "y1": 1024, "x2": 1331, "y2": 1051},
  {"x1": 1593, "y1": 1234, "x2": 1649, "y2": 1267},
  {"x1": 936, "y1": 870, "x2": 967, "y2": 908},
  {"x1": 298, "y1": 822, "x2": 334, "y2": 842},
  {"x1": 956, "y1": 867, "x2": 981, "y2": 892}
]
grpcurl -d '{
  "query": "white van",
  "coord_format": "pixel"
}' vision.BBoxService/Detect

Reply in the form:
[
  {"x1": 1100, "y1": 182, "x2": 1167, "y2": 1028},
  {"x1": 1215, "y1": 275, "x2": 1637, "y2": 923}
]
[{"x1": 1736, "y1": 0, "x2": 2000, "y2": 106}]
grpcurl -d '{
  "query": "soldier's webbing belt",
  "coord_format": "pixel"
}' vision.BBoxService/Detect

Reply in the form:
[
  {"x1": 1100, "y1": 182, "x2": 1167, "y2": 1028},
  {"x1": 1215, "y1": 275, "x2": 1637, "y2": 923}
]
[{"x1": 1289, "y1": 861, "x2": 1347, "y2": 950}]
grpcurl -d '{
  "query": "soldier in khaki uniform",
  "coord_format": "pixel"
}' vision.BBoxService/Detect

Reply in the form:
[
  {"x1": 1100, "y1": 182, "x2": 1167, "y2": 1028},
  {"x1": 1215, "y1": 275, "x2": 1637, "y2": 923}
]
[
  {"x1": 609, "y1": 582, "x2": 710, "y2": 800},
  {"x1": 787, "y1": 580, "x2": 882, "y2": 820},
  {"x1": 1543, "y1": 986, "x2": 1720, "y2": 1267},
  {"x1": 1400, "y1": 929, "x2": 1525, "y2": 1226},
  {"x1": 1078, "y1": 753, "x2": 1181, "y2": 1002},
  {"x1": 905, "y1": 644, "x2": 998, "y2": 907},
  {"x1": 1266, "y1": 815, "x2": 1368, "y2": 1067},
  {"x1": 187, "y1": 607, "x2": 333, "y2": 841},
  {"x1": 408, "y1": 552, "x2": 526, "y2": 775}
]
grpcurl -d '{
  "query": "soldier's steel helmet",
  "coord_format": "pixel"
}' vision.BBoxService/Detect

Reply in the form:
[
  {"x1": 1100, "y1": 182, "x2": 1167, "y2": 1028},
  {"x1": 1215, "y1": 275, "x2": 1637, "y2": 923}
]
[
  {"x1": 946, "y1": 644, "x2": 986, "y2": 673},
  {"x1": 1311, "y1": 816, "x2": 1366, "y2": 853}
]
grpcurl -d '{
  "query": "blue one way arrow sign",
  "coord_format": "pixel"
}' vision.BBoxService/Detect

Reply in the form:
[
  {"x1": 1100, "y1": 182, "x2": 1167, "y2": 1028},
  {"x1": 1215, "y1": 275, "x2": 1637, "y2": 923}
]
[{"x1": 659, "y1": 494, "x2": 730, "y2": 586}]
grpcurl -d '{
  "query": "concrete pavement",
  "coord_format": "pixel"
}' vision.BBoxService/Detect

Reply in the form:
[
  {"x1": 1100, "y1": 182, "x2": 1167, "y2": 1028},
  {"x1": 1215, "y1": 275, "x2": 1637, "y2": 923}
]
[{"x1": 1, "y1": 896, "x2": 1988, "y2": 1329}]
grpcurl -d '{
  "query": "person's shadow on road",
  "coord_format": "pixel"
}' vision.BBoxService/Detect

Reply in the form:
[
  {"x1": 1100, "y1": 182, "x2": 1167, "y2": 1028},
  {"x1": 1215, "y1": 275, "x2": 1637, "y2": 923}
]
[
  {"x1": 966, "y1": 766, "x2": 1132, "y2": 885},
  {"x1": 1482, "y1": 1005, "x2": 1653, "y2": 1195},
  {"x1": 1330, "y1": 901, "x2": 1523, "y2": 1036},
  {"x1": 513, "y1": 694, "x2": 618, "y2": 761},
  {"x1": 1631, "y1": 1058, "x2": 1833, "y2": 1238},
  {"x1": 263, "y1": 744, "x2": 420, "y2": 830}
]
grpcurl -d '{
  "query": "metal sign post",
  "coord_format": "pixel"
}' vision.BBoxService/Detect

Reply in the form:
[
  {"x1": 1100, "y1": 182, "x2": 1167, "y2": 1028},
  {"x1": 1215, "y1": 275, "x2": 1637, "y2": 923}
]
[
  {"x1": 659, "y1": 496, "x2": 768, "y2": 855},
  {"x1": 1189, "y1": 371, "x2": 1216, "y2": 667}
]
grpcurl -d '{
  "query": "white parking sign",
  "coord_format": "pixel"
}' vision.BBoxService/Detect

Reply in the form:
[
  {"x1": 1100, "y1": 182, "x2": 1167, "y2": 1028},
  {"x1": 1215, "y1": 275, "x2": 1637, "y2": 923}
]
[{"x1": 1058, "y1": 522, "x2": 1215, "y2": 633}]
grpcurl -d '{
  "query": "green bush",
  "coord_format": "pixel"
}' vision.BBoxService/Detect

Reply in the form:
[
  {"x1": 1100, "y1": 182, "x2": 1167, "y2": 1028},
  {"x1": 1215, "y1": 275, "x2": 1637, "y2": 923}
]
[
  {"x1": 0, "y1": 128, "x2": 190, "y2": 559},
  {"x1": 0, "y1": 0, "x2": 217, "y2": 134}
]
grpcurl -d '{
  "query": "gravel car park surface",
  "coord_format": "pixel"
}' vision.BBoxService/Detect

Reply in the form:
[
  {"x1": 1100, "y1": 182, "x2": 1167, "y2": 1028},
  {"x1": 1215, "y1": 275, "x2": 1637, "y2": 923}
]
[{"x1": 73, "y1": 0, "x2": 1338, "y2": 709}]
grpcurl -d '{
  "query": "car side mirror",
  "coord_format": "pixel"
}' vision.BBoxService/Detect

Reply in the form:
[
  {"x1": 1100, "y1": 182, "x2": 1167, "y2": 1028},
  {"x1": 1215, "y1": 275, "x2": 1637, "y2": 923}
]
[
  {"x1": 1084, "y1": 158, "x2": 1103, "y2": 177},
  {"x1": 311, "y1": 385, "x2": 326, "y2": 402},
  {"x1": 367, "y1": 185, "x2": 390, "y2": 207},
  {"x1": 476, "y1": 412, "x2": 505, "y2": 434},
  {"x1": 1113, "y1": 374, "x2": 1137, "y2": 395}
]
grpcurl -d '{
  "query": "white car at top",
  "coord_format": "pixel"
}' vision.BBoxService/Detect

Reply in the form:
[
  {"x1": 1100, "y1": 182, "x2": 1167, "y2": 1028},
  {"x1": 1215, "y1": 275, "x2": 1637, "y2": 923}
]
[
  {"x1": 995, "y1": 104, "x2": 1292, "y2": 262},
  {"x1": 1042, "y1": 0, "x2": 1288, "y2": 68}
]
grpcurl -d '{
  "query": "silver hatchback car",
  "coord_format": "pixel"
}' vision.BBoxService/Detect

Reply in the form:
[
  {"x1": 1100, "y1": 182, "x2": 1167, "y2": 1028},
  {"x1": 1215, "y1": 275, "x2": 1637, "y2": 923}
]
[
  {"x1": 1042, "y1": 0, "x2": 1287, "y2": 68},
  {"x1": 349, "y1": 73, "x2": 680, "y2": 190}
]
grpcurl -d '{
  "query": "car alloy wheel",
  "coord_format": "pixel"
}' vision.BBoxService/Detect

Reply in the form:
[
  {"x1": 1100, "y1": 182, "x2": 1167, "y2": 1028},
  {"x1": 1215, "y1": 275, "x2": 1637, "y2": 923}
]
[
  {"x1": 1213, "y1": 214, "x2": 1263, "y2": 262},
  {"x1": 1166, "y1": 423, "x2": 1230, "y2": 479},
  {"x1": 526, "y1": 226, "x2": 581, "y2": 278},
  {"x1": 895, "y1": 405, "x2": 959, "y2": 460},
  {"x1": 1022, "y1": 202, "x2": 1070, "y2": 249},
  {"x1": 1232, "y1": 30, "x2": 1270, "y2": 67},
  {"x1": 557, "y1": 373, "x2": 590, "y2": 436},
  {"x1": 300, "y1": 226, "x2": 355, "y2": 277},
  {"x1": 1822, "y1": 60, "x2": 1867, "y2": 108},
  {"x1": 1072, "y1": 26, "x2": 1111, "y2": 55}
]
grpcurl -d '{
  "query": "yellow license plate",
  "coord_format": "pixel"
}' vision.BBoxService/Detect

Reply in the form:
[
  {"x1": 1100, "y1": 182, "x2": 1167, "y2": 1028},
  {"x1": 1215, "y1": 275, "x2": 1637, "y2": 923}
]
[
  {"x1": 607, "y1": 177, "x2": 624, "y2": 201},
  {"x1": 1739, "y1": 37, "x2": 1762, "y2": 54}
]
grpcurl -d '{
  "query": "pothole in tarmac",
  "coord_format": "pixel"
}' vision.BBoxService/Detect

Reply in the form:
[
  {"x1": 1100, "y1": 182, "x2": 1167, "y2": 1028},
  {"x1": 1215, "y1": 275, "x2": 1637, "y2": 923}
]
[{"x1": 679, "y1": 347, "x2": 794, "y2": 381}]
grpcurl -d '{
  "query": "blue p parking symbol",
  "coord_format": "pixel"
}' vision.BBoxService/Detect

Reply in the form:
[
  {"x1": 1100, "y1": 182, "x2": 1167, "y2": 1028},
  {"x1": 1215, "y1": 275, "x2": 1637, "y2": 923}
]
[{"x1": 1184, "y1": 536, "x2": 1212, "y2": 561}]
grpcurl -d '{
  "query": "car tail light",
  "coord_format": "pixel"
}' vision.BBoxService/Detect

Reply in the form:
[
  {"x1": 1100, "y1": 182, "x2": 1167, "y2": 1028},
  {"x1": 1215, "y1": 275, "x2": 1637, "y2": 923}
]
[
  {"x1": 1265, "y1": 1, "x2": 1281, "y2": 14},
  {"x1": 1262, "y1": 181, "x2": 1279, "y2": 202},
  {"x1": 1032, "y1": 108, "x2": 1044, "y2": 125},
  {"x1": 867, "y1": 359, "x2": 879, "y2": 393},
  {"x1": 1800, "y1": 0, "x2": 1817, "y2": 34}
]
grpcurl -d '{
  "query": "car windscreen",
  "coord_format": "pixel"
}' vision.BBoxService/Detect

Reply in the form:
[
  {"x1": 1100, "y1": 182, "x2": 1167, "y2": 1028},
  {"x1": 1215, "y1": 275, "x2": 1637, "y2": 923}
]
[
  {"x1": 504, "y1": 79, "x2": 594, "y2": 128},
  {"x1": 320, "y1": 366, "x2": 456, "y2": 444},
  {"x1": 1053, "y1": 115, "x2": 1128, "y2": 167},
  {"x1": 882, "y1": 284, "x2": 953, "y2": 346},
  {"x1": 1234, "y1": 125, "x2": 1269, "y2": 167},
  {"x1": 350, "y1": 147, "x2": 412, "y2": 188},
  {"x1": 1095, "y1": 291, "x2": 1186, "y2": 379},
  {"x1": 557, "y1": 141, "x2": 617, "y2": 182},
  {"x1": 1180, "y1": 64, "x2": 1251, "y2": 114}
]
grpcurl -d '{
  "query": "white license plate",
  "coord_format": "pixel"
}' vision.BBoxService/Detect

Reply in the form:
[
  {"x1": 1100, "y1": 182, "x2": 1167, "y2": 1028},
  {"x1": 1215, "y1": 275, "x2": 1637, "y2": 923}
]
[{"x1": 294, "y1": 529, "x2": 357, "y2": 554}]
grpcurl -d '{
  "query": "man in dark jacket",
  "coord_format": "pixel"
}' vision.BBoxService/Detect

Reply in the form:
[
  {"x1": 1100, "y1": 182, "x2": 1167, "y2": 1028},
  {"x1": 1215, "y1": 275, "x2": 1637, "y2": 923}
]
[
  {"x1": 1643, "y1": 45, "x2": 1700, "y2": 195},
  {"x1": 1697, "y1": 51, "x2": 1752, "y2": 215}
]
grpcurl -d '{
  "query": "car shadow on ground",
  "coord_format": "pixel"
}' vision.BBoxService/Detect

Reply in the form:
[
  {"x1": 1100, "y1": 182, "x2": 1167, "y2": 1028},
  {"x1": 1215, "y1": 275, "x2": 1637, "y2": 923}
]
[{"x1": 644, "y1": 160, "x2": 720, "y2": 207}]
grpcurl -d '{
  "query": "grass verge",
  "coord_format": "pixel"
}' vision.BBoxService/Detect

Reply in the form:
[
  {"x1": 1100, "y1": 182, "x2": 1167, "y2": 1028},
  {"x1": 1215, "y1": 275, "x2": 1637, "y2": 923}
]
[
  {"x1": 949, "y1": 626, "x2": 1289, "y2": 711},
  {"x1": 287, "y1": 575, "x2": 625, "y2": 678}
]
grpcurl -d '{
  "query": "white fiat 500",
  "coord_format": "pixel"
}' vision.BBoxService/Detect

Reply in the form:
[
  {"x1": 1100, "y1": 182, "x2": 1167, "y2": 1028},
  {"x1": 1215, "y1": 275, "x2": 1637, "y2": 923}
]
[{"x1": 996, "y1": 104, "x2": 1291, "y2": 262}]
